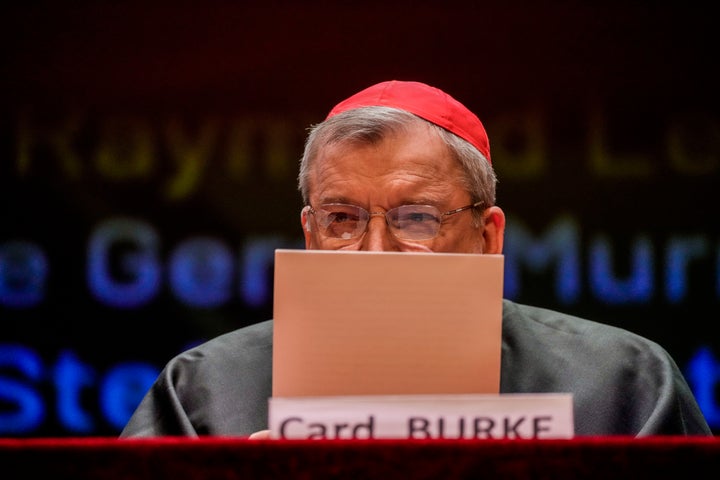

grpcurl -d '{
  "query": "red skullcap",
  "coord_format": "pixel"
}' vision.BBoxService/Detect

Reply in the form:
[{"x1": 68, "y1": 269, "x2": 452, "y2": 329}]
[{"x1": 326, "y1": 80, "x2": 491, "y2": 163}]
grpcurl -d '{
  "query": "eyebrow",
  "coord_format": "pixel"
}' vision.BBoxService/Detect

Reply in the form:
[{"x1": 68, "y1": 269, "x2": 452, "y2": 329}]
[
  {"x1": 316, "y1": 196, "x2": 355, "y2": 205},
  {"x1": 314, "y1": 189, "x2": 450, "y2": 209},
  {"x1": 315, "y1": 198, "x2": 445, "y2": 209}
]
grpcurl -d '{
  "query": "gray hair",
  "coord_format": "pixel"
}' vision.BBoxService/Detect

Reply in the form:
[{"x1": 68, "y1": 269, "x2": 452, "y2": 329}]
[{"x1": 297, "y1": 107, "x2": 497, "y2": 216}]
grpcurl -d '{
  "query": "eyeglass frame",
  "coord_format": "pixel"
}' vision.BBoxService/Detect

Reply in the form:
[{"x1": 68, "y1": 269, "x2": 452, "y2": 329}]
[{"x1": 305, "y1": 200, "x2": 485, "y2": 241}]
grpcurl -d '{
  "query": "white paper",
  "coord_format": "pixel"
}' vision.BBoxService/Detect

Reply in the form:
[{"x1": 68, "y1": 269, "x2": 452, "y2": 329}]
[
  {"x1": 269, "y1": 393, "x2": 574, "y2": 440},
  {"x1": 272, "y1": 250, "x2": 504, "y2": 397}
]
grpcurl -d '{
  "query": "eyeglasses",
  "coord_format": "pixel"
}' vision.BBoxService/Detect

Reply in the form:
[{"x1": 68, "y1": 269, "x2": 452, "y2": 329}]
[{"x1": 307, "y1": 201, "x2": 484, "y2": 241}]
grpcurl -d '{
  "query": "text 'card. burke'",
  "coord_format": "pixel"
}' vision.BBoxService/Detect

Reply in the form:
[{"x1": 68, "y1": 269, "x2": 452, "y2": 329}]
[{"x1": 269, "y1": 393, "x2": 574, "y2": 440}]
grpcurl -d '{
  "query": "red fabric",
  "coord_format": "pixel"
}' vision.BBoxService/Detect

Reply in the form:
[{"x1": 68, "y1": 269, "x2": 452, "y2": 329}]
[
  {"x1": 327, "y1": 80, "x2": 492, "y2": 163},
  {"x1": 2, "y1": 436, "x2": 719, "y2": 479}
]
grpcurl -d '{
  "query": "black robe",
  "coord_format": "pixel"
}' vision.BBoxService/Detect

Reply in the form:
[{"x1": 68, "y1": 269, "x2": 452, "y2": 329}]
[{"x1": 120, "y1": 300, "x2": 711, "y2": 437}]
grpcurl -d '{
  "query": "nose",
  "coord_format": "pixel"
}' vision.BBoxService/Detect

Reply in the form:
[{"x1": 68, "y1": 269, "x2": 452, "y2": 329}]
[{"x1": 360, "y1": 213, "x2": 396, "y2": 251}]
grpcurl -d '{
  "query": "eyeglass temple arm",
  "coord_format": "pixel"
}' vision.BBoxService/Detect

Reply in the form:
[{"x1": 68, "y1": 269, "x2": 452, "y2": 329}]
[{"x1": 444, "y1": 200, "x2": 485, "y2": 216}]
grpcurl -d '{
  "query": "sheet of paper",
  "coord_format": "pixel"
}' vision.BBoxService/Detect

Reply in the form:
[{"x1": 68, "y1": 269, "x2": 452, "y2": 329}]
[{"x1": 272, "y1": 249, "x2": 504, "y2": 397}]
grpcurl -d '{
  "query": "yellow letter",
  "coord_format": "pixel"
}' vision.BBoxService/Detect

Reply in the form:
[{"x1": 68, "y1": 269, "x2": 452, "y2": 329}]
[
  {"x1": 164, "y1": 117, "x2": 219, "y2": 200},
  {"x1": 95, "y1": 116, "x2": 154, "y2": 180},
  {"x1": 489, "y1": 107, "x2": 547, "y2": 180},
  {"x1": 588, "y1": 106, "x2": 652, "y2": 177},
  {"x1": 16, "y1": 112, "x2": 84, "y2": 179},
  {"x1": 666, "y1": 115, "x2": 719, "y2": 175}
]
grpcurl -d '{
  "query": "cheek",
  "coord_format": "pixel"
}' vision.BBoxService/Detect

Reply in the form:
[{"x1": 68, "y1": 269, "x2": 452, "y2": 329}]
[
  {"x1": 304, "y1": 227, "x2": 325, "y2": 250},
  {"x1": 312, "y1": 236, "x2": 364, "y2": 251},
  {"x1": 398, "y1": 242, "x2": 433, "y2": 253},
  {"x1": 433, "y1": 227, "x2": 484, "y2": 253}
]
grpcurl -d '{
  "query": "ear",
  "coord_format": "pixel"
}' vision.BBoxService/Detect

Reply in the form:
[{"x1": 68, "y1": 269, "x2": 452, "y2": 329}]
[
  {"x1": 301, "y1": 206, "x2": 313, "y2": 249},
  {"x1": 481, "y1": 206, "x2": 505, "y2": 254}
]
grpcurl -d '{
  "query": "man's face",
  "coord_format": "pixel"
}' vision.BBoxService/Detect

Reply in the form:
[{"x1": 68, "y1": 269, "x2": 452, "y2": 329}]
[{"x1": 301, "y1": 120, "x2": 505, "y2": 254}]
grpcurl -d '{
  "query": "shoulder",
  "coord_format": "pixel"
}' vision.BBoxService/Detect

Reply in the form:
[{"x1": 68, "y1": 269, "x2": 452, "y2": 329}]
[
  {"x1": 166, "y1": 319, "x2": 274, "y2": 374},
  {"x1": 501, "y1": 299, "x2": 674, "y2": 369},
  {"x1": 127, "y1": 320, "x2": 275, "y2": 436},
  {"x1": 193, "y1": 319, "x2": 272, "y2": 350},
  {"x1": 500, "y1": 300, "x2": 710, "y2": 435},
  {"x1": 503, "y1": 299, "x2": 660, "y2": 345}
]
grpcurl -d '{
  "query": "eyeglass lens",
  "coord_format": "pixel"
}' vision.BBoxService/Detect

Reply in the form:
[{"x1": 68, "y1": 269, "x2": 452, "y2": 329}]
[{"x1": 313, "y1": 204, "x2": 446, "y2": 241}]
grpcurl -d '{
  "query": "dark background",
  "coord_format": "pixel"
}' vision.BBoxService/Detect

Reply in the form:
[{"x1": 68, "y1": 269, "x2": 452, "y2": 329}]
[{"x1": 1, "y1": 1, "x2": 718, "y2": 437}]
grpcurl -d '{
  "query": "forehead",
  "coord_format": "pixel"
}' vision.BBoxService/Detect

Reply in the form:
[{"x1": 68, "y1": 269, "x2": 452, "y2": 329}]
[{"x1": 310, "y1": 121, "x2": 462, "y2": 188}]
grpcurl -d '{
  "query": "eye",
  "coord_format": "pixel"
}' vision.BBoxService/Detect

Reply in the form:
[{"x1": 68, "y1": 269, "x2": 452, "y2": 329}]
[
  {"x1": 401, "y1": 211, "x2": 436, "y2": 223},
  {"x1": 390, "y1": 206, "x2": 441, "y2": 226},
  {"x1": 316, "y1": 204, "x2": 368, "y2": 239},
  {"x1": 328, "y1": 212, "x2": 351, "y2": 223},
  {"x1": 326, "y1": 208, "x2": 361, "y2": 224}
]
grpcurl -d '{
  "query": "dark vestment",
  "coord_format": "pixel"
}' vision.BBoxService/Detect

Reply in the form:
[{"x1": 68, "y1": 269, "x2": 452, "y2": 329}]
[{"x1": 120, "y1": 300, "x2": 711, "y2": 437}]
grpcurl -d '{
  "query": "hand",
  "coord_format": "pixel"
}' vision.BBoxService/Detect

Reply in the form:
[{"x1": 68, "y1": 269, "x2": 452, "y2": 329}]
[{"x1": 248, "y1": 429, "x2": 271, "y2": 440}]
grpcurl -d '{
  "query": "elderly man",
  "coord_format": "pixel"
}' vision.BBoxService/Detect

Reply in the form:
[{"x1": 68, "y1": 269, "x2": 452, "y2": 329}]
[{"x1": 121, "y1": 80, "x2": 711, "y2": 438}]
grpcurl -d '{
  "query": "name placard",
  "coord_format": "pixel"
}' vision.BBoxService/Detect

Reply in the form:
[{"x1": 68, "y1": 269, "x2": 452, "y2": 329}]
[{"x1": 269, "y1": 393, "x2": 574, "y2": 440}]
